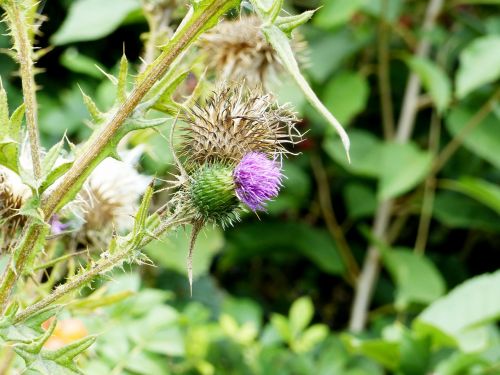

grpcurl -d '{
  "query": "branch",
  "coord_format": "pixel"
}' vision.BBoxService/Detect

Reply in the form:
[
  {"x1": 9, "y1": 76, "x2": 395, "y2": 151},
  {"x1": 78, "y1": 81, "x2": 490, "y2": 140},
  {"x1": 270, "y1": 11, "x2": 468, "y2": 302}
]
[
  {"x1": 349, "y1": 0, "x2": 445, "y2": 332},
  {"x1": 3, "y1": 0, "x2": 43, "y2": 180}
]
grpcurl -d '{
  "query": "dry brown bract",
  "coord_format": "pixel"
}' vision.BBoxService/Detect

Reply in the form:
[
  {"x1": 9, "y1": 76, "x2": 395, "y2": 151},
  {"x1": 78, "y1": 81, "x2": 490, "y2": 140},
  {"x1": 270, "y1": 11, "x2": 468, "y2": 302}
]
[
  {"x1": 199, "y1": 16, "x2": 285, "y2": 88},
  {"x1": 0, "y1": 166, "x2": 31, "y2": 251},
  {"x1": 180, "y1": 83, "x2": 301, "y2": 169}
]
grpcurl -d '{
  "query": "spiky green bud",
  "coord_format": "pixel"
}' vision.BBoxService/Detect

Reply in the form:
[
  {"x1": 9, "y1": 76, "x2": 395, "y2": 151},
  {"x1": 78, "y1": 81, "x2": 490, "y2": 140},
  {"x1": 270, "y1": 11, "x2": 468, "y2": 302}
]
[{"x1": 190, "y1": 164, "x2": 239, "y2": 225}]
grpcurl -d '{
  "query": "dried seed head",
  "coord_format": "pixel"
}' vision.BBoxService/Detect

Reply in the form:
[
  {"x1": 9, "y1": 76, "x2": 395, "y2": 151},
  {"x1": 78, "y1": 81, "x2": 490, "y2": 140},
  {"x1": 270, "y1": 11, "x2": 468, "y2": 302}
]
[
  {"x1": 72, "y1": 153, "x2": 151, "y2": 247},
  {"x1": 199, "y1": 15, "x2": 306, "y2": 88},
  {"x1": 181, "y1": 82, "x2": 301, "y2": 169},
  {"x1": 0, "y1": 166, "x2": 31, "y2": 251}
]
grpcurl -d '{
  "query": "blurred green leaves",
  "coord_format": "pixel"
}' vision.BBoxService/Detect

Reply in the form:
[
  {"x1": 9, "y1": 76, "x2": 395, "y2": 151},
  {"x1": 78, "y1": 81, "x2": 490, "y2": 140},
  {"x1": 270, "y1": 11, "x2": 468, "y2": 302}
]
[
  {"x1": 324, "y1": 130, "x2": 433, "y2": 200},
  {"x1": 456, "y1": 36, "x2": 500, "y2": 98},
  {"x1": 52, "y1": 0, "x2": 142, "y2": 45}
]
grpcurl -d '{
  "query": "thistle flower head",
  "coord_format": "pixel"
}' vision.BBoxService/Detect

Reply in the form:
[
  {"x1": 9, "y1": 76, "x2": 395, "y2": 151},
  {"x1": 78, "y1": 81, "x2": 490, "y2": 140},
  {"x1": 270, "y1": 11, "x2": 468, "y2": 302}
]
[
  {"x1": 71, "y1": 150, "x2": 151, "y2": 247},
  {"x1": 233, "y1": 152, "x2": 282, "y2": 211},
  {"x1": 199, "y1": 15, "x2": 306, "y2": 88},
  {"x1": 0, "y1": 166, "x2": 31, "y2": 251},
  {"x1": 181, "y1": 83, "x2": 300, "y2": 169}
]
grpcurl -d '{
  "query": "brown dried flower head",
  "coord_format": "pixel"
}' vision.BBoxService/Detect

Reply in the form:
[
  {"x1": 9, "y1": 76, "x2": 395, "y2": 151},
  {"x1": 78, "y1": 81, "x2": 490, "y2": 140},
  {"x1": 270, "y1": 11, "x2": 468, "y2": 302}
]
[
  {"x1": 180, "y1": 82, "x2": 301, "y2": 169},
  {"x1": 199, "y1": 15, "x2": 305, "y2": 88},
  {"x1": 0, "y1": 166, "x2": 31, "y2": 251}
]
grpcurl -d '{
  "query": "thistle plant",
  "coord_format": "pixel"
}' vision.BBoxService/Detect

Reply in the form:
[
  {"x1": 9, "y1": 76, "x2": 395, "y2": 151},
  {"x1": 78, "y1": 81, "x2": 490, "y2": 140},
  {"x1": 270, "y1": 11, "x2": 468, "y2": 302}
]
[{"x1": 0, "y1": 0, "x2": 349, "y2": 372}]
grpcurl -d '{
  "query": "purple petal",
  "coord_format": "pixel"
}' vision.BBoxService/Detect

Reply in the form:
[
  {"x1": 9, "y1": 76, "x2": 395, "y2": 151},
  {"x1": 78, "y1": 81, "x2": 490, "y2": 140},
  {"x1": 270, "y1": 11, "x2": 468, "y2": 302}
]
[{"x1": 233, "y1": 152, "x2": 283, "y2": 211}]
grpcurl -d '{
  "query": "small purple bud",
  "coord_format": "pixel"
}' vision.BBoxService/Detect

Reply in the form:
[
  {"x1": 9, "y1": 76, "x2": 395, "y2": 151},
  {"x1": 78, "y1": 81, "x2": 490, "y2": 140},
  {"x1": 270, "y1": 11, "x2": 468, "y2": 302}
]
[
  {"x1": 233, "y1": 152, "x2": 283, "y2": 211},
  {"x1": 50, "y1": 215, "x2": 69, "y2": 235}
]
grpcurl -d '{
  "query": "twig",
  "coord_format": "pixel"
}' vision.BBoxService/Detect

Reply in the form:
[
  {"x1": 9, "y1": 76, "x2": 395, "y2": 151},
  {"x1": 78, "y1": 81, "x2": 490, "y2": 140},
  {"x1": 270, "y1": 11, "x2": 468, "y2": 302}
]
[
  {"x1": 415, "y1": 112, "x2": 441, "y2": 254},
  {"x1": 310, "y1": 154, "x2": 359, "y2": 286},
  {"x1": 377, "y1": 0, "x2": 395, "y2": 139},
  {"x1": 349, "y1": 0, "x2": 445, "y2": 332}
]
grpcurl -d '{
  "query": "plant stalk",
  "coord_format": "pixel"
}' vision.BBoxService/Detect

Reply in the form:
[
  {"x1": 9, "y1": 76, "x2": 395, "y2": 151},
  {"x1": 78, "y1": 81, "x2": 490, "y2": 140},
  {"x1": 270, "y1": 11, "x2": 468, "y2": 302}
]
[
  {"x1": 349, "y1": 0, "x2": 444, "y2": 332},
  {"x1": 0, "y1": 0, "x2": 237, "y2": 315},
  {"x1": 3, "y1": 1, "x2": 43, "y2": 181}
]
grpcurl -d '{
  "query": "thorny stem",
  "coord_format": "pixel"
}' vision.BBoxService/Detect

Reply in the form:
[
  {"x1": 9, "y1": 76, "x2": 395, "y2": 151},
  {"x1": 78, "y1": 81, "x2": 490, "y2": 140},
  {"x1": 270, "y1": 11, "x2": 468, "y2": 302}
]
[
  {"x1": 349, "y1": 0, "x2": 445, "y2": 332},
  {"x1": 310, "y1": 154, "x2": 359, "y2": 286},
  {"x1": 14, "y1": 215, "x2": 189, "y2": 323},
  {"x1": 377, "y1": 0, "x2": 395, "y2": 140},
  {"x1": 3, "y1": 1, "x2": 43, "y2": 181},
  {"x1": 0, "y1": 0, "x2": 237, "y2": 314}
]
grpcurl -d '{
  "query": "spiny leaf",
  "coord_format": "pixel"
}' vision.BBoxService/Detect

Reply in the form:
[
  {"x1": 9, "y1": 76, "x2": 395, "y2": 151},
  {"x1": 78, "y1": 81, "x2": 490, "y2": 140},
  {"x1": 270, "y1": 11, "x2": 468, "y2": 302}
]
[
  {"x1": 42, "y1": 137, "x2": 66, "y2": 179},
  {"x1": 275, "y1": 10, "x2": 316, "y2": 36},
  {"x1": 79, "y1": 87, "x2": 105, "y2": 124},
  {"x1": 116, "y1": 53, "x2": 129, "y2": 104}
]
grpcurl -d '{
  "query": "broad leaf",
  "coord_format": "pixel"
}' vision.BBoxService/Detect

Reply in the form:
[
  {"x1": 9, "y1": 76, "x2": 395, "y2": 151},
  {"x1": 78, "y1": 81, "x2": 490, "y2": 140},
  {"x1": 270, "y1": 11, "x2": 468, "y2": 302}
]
[{"x1": 456, "y1": 36, "x2": 500, "y2": 98}]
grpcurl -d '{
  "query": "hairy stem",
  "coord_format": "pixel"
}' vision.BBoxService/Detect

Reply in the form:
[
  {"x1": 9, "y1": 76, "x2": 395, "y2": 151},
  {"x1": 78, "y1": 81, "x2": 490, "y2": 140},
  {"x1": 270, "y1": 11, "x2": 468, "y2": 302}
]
[
  {"x1": 14, "y1": 215, "x2": 188, "y2": 323},
  {"x1": 0, "y1": 0, "x2": 238, "y2": 314},
  {"x1": 349, "y1": 0, "x2": 444, "y2": 332},
  {"x1": 3, "y1": 1, "x2": 43, "y2": 180}
]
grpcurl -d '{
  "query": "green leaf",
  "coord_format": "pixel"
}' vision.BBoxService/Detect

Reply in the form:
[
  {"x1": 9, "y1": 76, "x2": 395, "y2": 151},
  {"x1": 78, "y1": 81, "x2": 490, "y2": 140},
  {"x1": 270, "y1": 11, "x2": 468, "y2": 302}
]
[
  {"x1": 323, "y1": 129, "x2": 381, "y2": 177},
  {"x1": 60, "y1": 48, "x2": 102, "y2": 78},
  {"x1": 42, "y1": 138, "x2": 65, "y2": 179},
  {"x1": 446, "y1": 104, "x2": 500, "y2": 169},
  {"x1": 51, "y1": 0, "x2": 141, "y2": 45},
  {"x1": 440, "y1": 177, "x2": 500, "y2": 215},
  {"x1": 343, "y1": 336, "x2": 400, "y2": 370},
  {"x1": 293, "y1": 324, "x2": 329, "y2": 353},
  {"x1": 415, "y1": 270, "x2": 500, "y2": 351},
  {"x1": 378, "y1": 142, "x2": 433, "y2": 200},
  {"x1": 250, "y1": 0, "x2": 283, "y2": 22},
  {"x1": 289, "y1": 296, "x2": 314, "y2": 337},
  {"x1": 433, "y1": 192, "x2": 500, "y2": 231},
  {"x1": 261, "y1": 24, "x2": 351, "y2": 160},
  {"x1": 343, "y1": 183, "x2": 377, "y2": 219},
  {"x1": 314, "y1": 0, "x2": 366, "y2": 29},
  {"x1": 322, "y1": 71, "x2": 369, "y2": 125},
  {"x1": 275, "y1": 10, "x2": 316, "y2": 36},
  {"x1": 271, "y1": 314, "x2": 292, "y2": 342},
  {"x1": 405, "y1": 56, "x2": 451, "y2": 113},
  {"x1": 381, "y1": 247, "x2": 446, "y2": 308},
  {"x1": 456, "y1": 36, "x2": 500, "y2": 98}
]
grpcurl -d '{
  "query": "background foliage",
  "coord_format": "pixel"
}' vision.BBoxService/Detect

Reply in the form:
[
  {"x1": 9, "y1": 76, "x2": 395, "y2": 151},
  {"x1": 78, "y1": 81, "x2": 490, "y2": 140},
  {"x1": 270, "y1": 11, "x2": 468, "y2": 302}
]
[{"x1": 1, "y1": 0, "x2": 500, "y2": 374}]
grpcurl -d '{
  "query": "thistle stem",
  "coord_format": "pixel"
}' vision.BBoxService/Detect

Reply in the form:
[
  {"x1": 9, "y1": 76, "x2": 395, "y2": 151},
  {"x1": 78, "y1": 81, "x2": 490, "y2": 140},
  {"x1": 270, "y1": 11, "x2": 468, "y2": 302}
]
[
  {"x1": 3, "y1": 1, "x2": 43, "y2": 181},
  {"x1": 14, "y1": 215, "x2": 188, "y2": 323},
  {"x1": 0, "y1": 0, "x2": 238, "y2": 314}
]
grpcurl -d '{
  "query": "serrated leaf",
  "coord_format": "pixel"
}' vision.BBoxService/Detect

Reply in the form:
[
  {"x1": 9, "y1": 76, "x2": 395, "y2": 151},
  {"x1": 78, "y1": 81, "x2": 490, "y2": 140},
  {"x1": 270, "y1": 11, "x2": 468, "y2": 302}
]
[
  {"x1": 116, "y1": 54, "x2": 129, "y2": 104},
  {"x1": 39, "y1": 161, "x2": 73, "y2": 194},
  {"x1": 275, "y1": 10, "x2": 315, "y2": 36},
  {"x1": 80, "y1": 88, "x2": 105, "y2": 124},
  {"x1": 261, "y1": 24, "x2": 350, "y2": 161},
  {"x1": 42, "y1": 138, "x2": 65, "y2": 179}
]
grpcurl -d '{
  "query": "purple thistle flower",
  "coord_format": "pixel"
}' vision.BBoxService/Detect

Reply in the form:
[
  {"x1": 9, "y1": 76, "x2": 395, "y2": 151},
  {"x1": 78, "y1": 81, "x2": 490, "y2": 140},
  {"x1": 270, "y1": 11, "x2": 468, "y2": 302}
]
[
  {"x1": 233, "y1": 152, "x2": 283, "y2": 211},
  {"x1": 49, "y1": 215, "x2": 69, "y2": 235}
]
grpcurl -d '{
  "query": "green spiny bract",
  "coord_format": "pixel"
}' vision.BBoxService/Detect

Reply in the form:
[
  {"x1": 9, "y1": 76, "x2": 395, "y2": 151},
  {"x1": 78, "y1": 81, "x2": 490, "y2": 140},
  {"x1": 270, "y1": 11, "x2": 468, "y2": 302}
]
[{"x1": 189, "y1": 163, "x2": 240, "y2": 227}]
